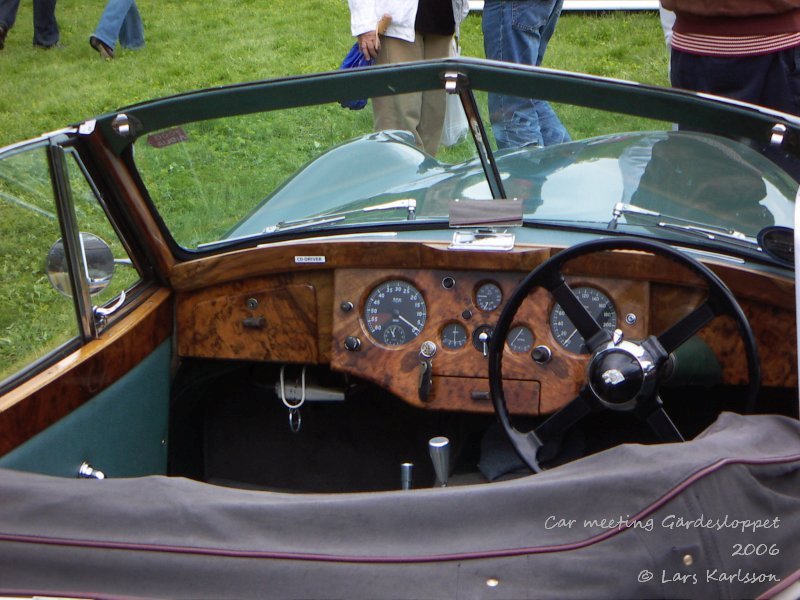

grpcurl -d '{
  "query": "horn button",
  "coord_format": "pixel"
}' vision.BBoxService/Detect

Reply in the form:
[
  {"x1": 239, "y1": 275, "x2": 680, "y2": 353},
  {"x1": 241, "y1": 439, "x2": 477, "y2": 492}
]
[{"x1": 588, "y1": 340, "x2": 657, "y2": 409}]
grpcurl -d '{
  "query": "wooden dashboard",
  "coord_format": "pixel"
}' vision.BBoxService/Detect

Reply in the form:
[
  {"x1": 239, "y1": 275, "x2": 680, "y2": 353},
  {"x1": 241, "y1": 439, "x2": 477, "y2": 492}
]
[{"x1": 174, "y1": 240, "x2": 797, "y2": 417}]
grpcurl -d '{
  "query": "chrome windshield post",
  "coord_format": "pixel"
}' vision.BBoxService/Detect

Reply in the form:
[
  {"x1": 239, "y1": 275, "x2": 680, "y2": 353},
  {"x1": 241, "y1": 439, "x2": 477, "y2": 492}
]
[{"x1": 442, "y1": 71, "x2": 506, "y2": 200}]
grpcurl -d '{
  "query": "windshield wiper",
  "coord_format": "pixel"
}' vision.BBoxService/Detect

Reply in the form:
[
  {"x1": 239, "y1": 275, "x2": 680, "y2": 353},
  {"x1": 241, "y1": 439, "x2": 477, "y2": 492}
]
[
  {"x1": 608, "y1": 202, "x2": 759, "y2": 250},
  {"x1": 196, "y1": 199, "x2": 419, "y2": 250},
  {"x1": 263, "y1": 198, "x2": 417, "y2": 234}
]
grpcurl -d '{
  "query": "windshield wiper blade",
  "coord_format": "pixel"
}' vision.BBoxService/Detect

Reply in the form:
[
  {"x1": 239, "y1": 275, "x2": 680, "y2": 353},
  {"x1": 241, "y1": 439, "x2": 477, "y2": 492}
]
[
  {"x1": 196, "y1": 199, "x2": 418, "y2": 250},
  {"x1": 263, "y1": 198, "x2": 417, "y2": 234},
  {"x1": 608, "y1": 202, "x2": 759, "y2": 249}
]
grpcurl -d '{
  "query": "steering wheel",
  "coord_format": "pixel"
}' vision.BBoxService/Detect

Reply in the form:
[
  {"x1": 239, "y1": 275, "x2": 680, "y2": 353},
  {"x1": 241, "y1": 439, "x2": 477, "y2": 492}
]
[{"x1": 488, "y1": 237, "x2": 760, "y2": 472}]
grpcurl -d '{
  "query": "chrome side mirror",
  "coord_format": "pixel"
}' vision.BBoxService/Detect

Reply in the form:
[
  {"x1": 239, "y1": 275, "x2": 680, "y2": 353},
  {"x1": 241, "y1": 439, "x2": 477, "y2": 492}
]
[{"x1": 46, "y1": 232, "x2": 115, "y2": 297}]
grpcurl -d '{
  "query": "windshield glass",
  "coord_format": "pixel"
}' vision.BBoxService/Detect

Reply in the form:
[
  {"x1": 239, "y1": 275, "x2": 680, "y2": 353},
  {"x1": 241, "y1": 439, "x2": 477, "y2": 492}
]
[{"x1": 131, "y1": 65, "x2": 798, "y2": 252}]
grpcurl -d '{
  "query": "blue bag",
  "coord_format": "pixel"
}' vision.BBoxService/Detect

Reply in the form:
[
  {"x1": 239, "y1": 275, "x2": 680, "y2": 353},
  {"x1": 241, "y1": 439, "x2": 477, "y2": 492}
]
[{"x1": 338, "y1": 43, "x2": 374, "y2": 110}]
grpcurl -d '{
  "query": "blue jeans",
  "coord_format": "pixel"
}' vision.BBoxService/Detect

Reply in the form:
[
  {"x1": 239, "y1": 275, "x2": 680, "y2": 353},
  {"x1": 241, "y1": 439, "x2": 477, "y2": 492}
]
[
  {"x1": 482, "y1": 0, "x2": 570, "y2": 148},
  {"x1": 0, "y1": 0, "x2": 59, "y2": 47},
  {"x1": 92, "y1": 0, "x2": 143, "y2": 50}
]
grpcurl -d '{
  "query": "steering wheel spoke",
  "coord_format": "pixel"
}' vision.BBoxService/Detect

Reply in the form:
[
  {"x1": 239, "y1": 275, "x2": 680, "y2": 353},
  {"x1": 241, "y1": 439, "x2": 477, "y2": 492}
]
[
  {"x1": 641, "y1": 400, "x2": 685, "y2": 443},
  {"x1": 536, "y1": 390, "x2": 595, "y2": 443},
  {"x1": 550, "y1": 280, "x2": 608, "y2": 351},
  {"x1": 506, "y1": 392, "x2": 594, "y2": 472},
  {"x1": 657, "y1": 300, "x2": 717, "y2": 353}
]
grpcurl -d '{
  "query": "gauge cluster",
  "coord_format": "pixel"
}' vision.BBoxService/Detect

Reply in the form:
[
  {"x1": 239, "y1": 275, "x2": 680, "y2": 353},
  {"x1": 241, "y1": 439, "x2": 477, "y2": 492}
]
[
  {"x1": 346, "y1": 271, "x2": 636, "y2": 358},
  {"x1": 361, "y1": 275, "x2": 519, "y2": 355},
  {"x1": 332, "y1": 268, "x2": 647, "y2": 415}
]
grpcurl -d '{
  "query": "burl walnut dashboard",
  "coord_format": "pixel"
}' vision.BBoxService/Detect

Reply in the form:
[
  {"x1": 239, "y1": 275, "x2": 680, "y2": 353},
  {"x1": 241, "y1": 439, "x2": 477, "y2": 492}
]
[
  {"x1": 330, "y1": 269, "x2": 647, "y2": 416},
  {"x1": 174, "y1": 242, "x2": 797, "y2": 417}
]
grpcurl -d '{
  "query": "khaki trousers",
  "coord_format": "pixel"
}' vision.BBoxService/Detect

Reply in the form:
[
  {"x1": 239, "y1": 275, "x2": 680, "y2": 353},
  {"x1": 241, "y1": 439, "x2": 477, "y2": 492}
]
[{"x1": 374, "y1": 33, "x2": 452, "y2": 156}]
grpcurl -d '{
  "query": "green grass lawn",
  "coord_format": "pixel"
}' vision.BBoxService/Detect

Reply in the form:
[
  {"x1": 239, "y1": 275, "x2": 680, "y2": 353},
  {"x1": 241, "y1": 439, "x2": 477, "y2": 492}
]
[
  {"x1": 0, "y1": 2, "x2": 669, "y2": 148},
  {"x1": 0, "y1": 2, "x2": 670, "y2": 381}
]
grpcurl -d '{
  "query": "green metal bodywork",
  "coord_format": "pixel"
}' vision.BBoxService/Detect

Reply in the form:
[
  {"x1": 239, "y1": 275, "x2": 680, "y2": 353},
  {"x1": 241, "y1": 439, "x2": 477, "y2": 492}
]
[{"x1": 224, "y1": 129, "x2": 795, "y2": 243}]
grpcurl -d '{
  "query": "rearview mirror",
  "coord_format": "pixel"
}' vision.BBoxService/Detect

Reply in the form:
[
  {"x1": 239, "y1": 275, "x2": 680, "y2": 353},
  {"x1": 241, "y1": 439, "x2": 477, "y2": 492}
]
[
  {"x1": 758, "y1": 226, "x2": 794, "y2": 267},
  {"x1": 46, "y1": 232, "x2": 115, "y2": 297}
]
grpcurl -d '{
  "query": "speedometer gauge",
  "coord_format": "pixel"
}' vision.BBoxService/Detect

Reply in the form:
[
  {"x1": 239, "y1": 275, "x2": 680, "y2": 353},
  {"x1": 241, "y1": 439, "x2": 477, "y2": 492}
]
[
  {"x1": 550, "y1": 287, "x2": 617, "y2": 354},
  {"x1": 364, "y1": 280, "x2": 427, "y2": 347}
]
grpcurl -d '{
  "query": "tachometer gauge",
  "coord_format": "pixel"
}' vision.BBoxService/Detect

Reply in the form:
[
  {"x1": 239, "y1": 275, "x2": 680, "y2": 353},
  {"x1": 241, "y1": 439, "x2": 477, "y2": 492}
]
[
  {"x1": 364, "y1": 280, "x2": 427, "y2": 347},
  {"x1": 475, "y1": 282, "x2": 503, "y2": 312},
  {"x1": 550, "y1": 287, "x2": 617, "y2": 354}
]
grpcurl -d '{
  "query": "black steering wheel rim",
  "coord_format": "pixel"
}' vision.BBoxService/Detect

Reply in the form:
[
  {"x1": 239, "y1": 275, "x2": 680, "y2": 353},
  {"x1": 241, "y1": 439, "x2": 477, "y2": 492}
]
[{"x1": 488, "y1": 237, "x2": 761, "y2": 472}]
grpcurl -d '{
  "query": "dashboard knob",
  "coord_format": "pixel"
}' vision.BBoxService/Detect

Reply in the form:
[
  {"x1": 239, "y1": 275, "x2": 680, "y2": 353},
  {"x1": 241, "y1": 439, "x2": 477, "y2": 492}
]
[
  {"x1": 532, "y1": 345, "x2": 552, "y2": 364},
  {"x1": 344, "y1": 336, "x2": 361, "y2": 351},
  {"x1": 420, "y1": 340, "x2": 437, "y2": 359}
]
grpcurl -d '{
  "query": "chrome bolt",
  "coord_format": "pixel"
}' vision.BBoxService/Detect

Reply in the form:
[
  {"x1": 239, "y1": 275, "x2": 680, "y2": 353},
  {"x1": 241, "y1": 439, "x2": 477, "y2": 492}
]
[{"x1": 78, "y1": 462, "x2": 105, "y2": 480}]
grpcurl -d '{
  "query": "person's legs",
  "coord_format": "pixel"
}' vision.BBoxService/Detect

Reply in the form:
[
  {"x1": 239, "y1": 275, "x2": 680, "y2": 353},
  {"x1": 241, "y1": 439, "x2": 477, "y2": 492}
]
[
  {"x1": 483, "y1": 1, "x2": 539, "y2": 148},
  {"x1": 117, "y1": 0, "x2": 144, "y2": 49},
  {"x1": 536, "y1": 0, "x2": 563, "y2": 65},
  {"x1": 482, "y1": 0, "x2": 569, "y2": 148},
  {"x1": 92, "y1": 0, "x2": 136, "y2": 50},
  {"x1": 32, "y1": 0, "x2": 59, "y2": 47},
  {"x1": 533, "y1": 0, "x2": 570, "y2": 145},
  {"x1": 670, "y1": 49, "x2": 800, "y2": 179},
  {"x1": 0, "y1": 0, "x2": 21, "y2": 30},
  {"x1": 671, "y1": 50, "x2": 774, "y2": 104},
  {"x1": 763, "y1": 47, "x2": 800, "y2": 115},
  {"x1": 373, "y1": 35, "x2": 427, "y2": 150},
  {"x1": 0, "y1": 0, "x2": 20, "y2": 49},
  {"x1": 418, "y1": 33, "x2": 452, "y2": 155}
]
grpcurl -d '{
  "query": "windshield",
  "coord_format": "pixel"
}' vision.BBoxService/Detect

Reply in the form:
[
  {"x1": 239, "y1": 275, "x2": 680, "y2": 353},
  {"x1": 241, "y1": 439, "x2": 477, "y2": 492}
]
[{"x1": 129, "y1": 61, "x2": 798, "y2": 253}]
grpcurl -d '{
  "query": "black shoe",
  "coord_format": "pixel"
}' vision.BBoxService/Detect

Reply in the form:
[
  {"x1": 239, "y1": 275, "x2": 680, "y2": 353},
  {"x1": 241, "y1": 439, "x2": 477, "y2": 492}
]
[
  {"x1": 34, "y1": 41, "x2": 62, "y2": 49},
  {"x1": 0, "y1": 25, "x2": 8, "y2": 50},
  {"x1": 89, "y1": 35, "x2": 113, "y2": 59}
]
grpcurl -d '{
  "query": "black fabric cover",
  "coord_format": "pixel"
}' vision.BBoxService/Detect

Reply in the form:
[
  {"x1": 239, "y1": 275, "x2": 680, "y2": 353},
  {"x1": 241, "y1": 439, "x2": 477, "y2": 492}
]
[{"x1": 0, "y1": 412, "x2": 798, "y2": 599}]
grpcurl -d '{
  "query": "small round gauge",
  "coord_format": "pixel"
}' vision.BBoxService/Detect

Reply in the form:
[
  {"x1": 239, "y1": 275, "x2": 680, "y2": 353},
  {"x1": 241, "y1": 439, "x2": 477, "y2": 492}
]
[
  {"x1": 475, "y1": 282, "x2": 503, "y2": 312},
  {"x1": 441, "y1": 322, "x2": 468, "y2": 350},
  {"x1": 507, "y1": 325, "x2": 534, "y2": 353},
  {"x1": 364, "y1": 280, "x2": 427, "y2": 347},
  {"x1": 382, "y1": 324, "x2": 407, "y2": 346},
  {"x1": 550, "y1": 287, "x2": 617, "y2": 354}
]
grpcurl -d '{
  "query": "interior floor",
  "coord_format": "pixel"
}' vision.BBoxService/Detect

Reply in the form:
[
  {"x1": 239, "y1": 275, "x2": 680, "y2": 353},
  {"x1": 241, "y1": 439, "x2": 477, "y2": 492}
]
[{"x1": 168, "y1": 359, "x2": 798, "y2": 494}]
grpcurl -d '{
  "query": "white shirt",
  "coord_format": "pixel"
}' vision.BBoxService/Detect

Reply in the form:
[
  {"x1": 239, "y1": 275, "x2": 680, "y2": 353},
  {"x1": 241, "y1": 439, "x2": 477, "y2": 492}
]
[{"x1": 349, "y1": 0, "x2": 469, "y2": 43}]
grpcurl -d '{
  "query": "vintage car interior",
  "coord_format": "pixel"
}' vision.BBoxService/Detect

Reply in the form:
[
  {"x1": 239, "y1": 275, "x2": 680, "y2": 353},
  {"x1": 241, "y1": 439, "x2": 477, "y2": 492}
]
[
  {"x1": 1, "y1": 59, "x2": 799, "y2": 598},
  {"x1": 164, "y1": 236, "x2": 795, "y2": 491}
]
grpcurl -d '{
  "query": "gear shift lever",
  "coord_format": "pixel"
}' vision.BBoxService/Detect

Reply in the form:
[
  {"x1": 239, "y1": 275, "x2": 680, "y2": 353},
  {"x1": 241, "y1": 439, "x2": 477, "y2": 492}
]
[
  {"x1": 428, "y1": 436, "x2": 450, "y2": 487},
  {"x1": 400, "y1": 462, "x2": 414, "y2": 490}
]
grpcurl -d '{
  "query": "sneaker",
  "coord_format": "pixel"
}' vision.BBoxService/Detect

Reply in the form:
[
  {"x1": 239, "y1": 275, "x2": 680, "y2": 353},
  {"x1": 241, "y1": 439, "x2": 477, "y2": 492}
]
[
  {"x1": 0, "y1": 25, "x2": 8, "y2": 50},
  {"x1": 89, "y1": 35, "x2": 114, "y2": 59}
]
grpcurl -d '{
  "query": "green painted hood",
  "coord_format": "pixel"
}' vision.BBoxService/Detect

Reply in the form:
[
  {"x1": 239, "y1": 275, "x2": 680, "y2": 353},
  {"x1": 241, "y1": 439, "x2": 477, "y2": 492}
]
[{"x1": 227, "y1": 129, "x2": 795, "y2": 241}]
